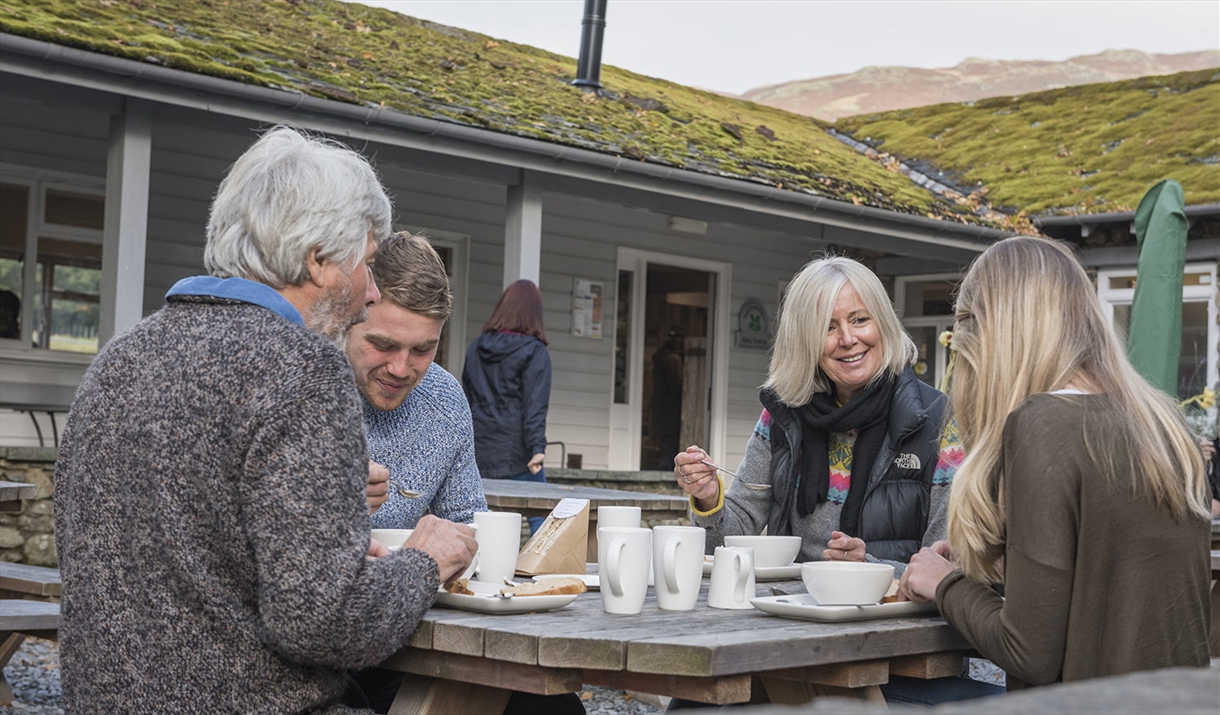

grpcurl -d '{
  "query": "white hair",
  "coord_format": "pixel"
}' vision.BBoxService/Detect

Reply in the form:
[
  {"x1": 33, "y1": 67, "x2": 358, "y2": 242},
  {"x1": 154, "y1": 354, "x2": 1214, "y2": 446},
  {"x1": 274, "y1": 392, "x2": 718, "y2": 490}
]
[
  {"x1": 204, "y1": 126, "x2": 392, "y2": 287},
  {"x1": 764, "y1": 255, "x2": 916, "y2": 405}
]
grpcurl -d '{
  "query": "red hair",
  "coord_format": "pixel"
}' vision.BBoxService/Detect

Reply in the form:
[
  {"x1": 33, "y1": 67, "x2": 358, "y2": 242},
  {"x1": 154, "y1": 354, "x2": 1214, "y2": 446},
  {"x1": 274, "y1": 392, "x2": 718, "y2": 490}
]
[{"x1": 482, "y1": 279, "x2": 548, "y2": 344}]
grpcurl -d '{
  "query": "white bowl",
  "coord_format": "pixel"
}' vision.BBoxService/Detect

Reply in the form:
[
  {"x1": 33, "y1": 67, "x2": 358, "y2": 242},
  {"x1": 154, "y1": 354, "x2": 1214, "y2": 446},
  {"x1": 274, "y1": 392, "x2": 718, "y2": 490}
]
[
  {"x1": 801, "y1": 561, "x2": 895, "y2": 605},
  {"x1": 371, "y1": 528, "x2": 414, "y2": 551},
  {"x1": 723, "y1": 535, "x2": 801, "y2": 568}
]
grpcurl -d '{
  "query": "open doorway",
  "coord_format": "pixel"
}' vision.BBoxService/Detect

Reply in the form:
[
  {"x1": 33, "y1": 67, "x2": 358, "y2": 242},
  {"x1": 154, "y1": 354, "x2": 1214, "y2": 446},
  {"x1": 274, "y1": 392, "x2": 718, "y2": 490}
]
[
  {"x1": 610, "y1": 249, "x2": 730, "y2": 471},
  {"x1": 640, "y1": 265, "x2": 712, "y2": 470}
]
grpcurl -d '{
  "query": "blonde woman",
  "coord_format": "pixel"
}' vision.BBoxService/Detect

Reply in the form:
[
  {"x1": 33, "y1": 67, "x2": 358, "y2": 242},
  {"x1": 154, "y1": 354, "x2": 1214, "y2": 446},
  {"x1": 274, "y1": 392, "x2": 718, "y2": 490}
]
[
  {"x1": 901, "y1": 236, "x2": 1211, "y2": 687},
  {"x1": 676, "y1": 256, "x2": 963, "y2": 572}
]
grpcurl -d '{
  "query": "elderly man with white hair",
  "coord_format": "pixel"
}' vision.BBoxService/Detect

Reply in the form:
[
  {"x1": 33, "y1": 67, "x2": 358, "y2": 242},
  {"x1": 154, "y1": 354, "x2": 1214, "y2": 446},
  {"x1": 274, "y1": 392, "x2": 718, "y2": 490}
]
[{"x1": 53, "y1": 126, "x2": 477, "y2": 713}]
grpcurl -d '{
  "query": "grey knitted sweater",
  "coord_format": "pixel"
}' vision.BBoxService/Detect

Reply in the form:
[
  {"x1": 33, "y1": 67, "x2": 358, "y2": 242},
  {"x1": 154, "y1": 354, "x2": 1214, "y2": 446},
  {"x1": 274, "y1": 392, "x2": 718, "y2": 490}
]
[{"x1": 54, "y1": 293, "x2": 440, "y2": 713}]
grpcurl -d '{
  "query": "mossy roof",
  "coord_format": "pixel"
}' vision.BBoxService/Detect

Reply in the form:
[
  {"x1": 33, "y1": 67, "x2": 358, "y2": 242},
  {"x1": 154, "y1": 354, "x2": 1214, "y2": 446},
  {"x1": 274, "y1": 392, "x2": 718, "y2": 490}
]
[
  {"x1": 834, "y1": 70, "x2": 1220, "y2": 216},
  {"x1": 0, "y1": 0, "x2": 1011, "y2": 227}
]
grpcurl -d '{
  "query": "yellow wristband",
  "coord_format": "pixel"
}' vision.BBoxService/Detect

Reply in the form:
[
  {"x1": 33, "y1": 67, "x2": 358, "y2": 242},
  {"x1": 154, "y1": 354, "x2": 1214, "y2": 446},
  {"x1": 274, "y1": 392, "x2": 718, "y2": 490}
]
[{"x1": 689, "y1": 473, "x2": 725, "y2": 517}]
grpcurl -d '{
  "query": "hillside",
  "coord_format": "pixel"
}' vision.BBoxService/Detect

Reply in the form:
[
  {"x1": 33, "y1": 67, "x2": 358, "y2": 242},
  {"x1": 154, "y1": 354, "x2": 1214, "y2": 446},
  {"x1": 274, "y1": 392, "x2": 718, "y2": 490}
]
[
  {"x1": 833, "y1": 69, "x2": 1220, "y2": 216},
  {"x1": 743, "y1": 49, "x2": 1220, "y2": 121}
]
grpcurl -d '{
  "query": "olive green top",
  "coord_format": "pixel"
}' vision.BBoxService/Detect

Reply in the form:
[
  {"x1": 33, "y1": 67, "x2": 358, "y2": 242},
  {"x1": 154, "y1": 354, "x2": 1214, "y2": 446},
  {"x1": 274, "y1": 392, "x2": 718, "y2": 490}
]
[{"x1": 937, "y1": 392, "x2": 1210, "y2": 687}]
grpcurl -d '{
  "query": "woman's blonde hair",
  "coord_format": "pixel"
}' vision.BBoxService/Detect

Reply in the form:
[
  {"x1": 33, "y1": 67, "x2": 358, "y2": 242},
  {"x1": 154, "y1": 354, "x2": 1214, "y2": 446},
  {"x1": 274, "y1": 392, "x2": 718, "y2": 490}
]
[
  {"x1": 947, "y1": 236, "x2": 1210, "y2": 582},
  {"x1": 764, "y1": 255, "x2": 916, "y2": 406}
]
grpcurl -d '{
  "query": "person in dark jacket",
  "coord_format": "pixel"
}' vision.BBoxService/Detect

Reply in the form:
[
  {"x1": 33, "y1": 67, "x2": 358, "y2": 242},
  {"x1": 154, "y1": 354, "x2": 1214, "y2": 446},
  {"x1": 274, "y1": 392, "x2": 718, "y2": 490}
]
[
  {"x1": 671, "y1": 255, "x2": 997, "y2": 706},
  {"x1": 675, "y1": 256, "x2": 960, "y2": 571},
  {"x1": 462, "y1": 279, "x2": 552, "y2": 533}
]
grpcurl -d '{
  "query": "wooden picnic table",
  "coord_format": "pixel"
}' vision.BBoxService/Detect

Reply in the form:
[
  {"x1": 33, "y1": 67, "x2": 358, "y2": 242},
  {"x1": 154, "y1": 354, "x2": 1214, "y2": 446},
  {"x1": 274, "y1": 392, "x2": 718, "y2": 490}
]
[
  {"x1": 377, "y1": 576, "x2": 972, "y2": 714},
  {"x1": 0, "y1": 482, "x2": 36, "y2": 513},
  {"x1": 480, "y1": 478, "x2": 691, "y2": 561}
]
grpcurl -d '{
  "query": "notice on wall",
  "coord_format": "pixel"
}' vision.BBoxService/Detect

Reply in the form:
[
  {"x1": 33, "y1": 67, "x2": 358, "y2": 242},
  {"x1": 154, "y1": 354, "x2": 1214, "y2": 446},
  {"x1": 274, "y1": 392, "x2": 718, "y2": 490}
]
[{"x1": 571, "y1": 278, "x2": 603, "y2": 339}]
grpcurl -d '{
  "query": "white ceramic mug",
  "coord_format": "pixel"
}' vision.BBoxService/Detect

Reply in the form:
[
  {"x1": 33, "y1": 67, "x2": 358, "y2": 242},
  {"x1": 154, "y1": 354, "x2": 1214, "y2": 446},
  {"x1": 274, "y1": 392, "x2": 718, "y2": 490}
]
[
  {"x1": 596, "y1": 505, "x2": 642, "y2": 531},
  {"x1": 472, "y1": 511, "x2": 522, "y2": 583},
  {"x1": 708, "y1": 545, "x2": 756, "y2": 610},
  {"x1": 597, "y1": 506, "x2": 650, "y2": 584},
  {"x1": 370, "y1": 528, "x2": 413, "y2": 552},
  {"x1": 598, "y1": 527, "x2": 653, "y2": 614},
  {"x1": 652, "y1": 525, "x2": 706, "y2": 611}
]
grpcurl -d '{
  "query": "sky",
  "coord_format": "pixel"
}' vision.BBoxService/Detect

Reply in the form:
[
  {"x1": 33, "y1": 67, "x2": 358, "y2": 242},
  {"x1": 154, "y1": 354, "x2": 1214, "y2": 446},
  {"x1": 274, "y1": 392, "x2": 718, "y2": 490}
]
[{"x1": 359, "y1": 0, "x2": 1220, "y2": 95}]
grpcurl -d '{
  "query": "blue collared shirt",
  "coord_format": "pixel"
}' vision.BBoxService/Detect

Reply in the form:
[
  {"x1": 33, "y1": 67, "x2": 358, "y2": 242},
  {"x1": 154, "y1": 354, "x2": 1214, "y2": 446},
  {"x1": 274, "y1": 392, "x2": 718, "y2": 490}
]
[{"x1": 165, "y1": 276, "x2": 303, "y2": 326}]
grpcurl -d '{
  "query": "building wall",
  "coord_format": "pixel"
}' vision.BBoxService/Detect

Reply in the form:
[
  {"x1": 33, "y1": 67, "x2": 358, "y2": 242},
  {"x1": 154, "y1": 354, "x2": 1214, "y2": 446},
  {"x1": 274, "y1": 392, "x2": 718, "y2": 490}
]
[{"x1": 0, "y1": 80, "x2": 862, "y2": 477}]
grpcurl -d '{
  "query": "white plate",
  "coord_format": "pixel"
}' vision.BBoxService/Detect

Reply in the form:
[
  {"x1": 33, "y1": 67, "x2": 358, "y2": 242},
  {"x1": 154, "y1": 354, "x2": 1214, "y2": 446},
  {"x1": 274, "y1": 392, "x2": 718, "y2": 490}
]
[
  {"x1": 750, "y1": 592, "x2": 938, "y2": 622},
  {"x1": 435, "y1": 579, "x2": 580, "y2": 614},
  {"x1": 532, "y1": 573, "x2": 600, "y2": 591},
  {"x1": 701, "y1": 557, "x2": 801, "y2": 581},
  {"x1": 754, "y1": 564, "x2": 802, "y2": 581}
]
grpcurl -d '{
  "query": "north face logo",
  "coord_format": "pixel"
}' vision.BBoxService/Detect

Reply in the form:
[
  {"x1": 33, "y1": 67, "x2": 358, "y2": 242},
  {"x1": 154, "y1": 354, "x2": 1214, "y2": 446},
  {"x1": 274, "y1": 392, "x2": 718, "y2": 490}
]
[{"x1": 893, "y1": 453, "x2": 921, "y2": 469}]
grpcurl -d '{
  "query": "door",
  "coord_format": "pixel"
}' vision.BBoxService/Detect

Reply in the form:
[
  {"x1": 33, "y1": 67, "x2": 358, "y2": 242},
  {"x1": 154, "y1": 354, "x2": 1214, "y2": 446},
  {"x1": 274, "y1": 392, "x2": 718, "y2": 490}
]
[{"x1": 610, "y1": 248, "x2": 731, "y2": 470}]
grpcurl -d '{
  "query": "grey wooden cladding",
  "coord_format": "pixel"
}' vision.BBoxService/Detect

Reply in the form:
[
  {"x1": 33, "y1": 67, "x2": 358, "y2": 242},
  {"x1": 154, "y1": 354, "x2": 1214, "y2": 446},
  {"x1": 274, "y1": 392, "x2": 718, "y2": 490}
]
[
  {"x1": 0, "y1": 599, "x2": 60, "y2": 632},
  {"x1": 0, "y1": 563, "x2": 61, "y2": 598}
]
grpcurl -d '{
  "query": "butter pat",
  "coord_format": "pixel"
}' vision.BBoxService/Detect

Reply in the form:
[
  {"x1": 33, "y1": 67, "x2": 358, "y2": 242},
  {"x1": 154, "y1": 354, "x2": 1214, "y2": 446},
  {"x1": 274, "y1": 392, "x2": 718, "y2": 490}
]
[{"x1": 515, "y1": 498, "x2": 590, "y2": 576}]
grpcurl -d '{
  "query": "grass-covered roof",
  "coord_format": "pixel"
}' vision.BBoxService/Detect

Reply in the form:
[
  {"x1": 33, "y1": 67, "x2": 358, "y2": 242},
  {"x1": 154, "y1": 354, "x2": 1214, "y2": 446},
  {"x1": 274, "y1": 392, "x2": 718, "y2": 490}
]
[
  {"x1": 1, "y1": 0, "x2": 1010, "y2": 227},
  {"x1": 834, "y1": 69, "x2": 1220, "y2": 216}
]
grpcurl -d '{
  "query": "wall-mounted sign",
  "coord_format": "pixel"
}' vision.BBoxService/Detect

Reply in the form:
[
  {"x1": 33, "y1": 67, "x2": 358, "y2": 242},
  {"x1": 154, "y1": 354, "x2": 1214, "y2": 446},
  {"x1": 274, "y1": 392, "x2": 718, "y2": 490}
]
[
  {"x1": 571, "y1": 278, "x2": 603, "y2": 339},
  {"x1": 734, "y1": 297, "x2": 771, "y2": 350}
]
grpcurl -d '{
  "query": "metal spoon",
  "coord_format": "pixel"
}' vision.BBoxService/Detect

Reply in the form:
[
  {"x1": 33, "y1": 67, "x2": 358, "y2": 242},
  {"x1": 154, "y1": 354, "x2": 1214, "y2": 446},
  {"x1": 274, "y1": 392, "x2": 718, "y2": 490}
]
[
  {"x1": 700, "y1": 459, "x2": 738, "y2": 478},
  {"x1": 392, "y1": 481, "x2": 423, "y2": 499}
]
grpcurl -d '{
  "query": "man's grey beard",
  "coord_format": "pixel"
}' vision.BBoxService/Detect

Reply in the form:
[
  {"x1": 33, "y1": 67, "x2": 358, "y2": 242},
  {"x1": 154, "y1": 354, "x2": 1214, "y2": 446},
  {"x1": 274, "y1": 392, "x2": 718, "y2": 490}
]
[{"x1": 308, "y1": 274, "x2": 365, "y2": 345}]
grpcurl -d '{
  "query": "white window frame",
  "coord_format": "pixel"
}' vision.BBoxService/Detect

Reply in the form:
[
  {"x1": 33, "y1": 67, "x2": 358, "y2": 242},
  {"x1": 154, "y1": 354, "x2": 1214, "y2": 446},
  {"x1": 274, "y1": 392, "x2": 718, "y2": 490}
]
[
  {"x1": 894, "y1": 272, "x2": 961, "y2": 390},
  {"x1": 1097, "y1": 261, "x2": 1219, "y2": 395},
  {"x1": 0, "y1": 164, "x2": 106, "y2": 357},
  {"x1": 401, "y1": 225, "x2": 470, "y2": 378}
]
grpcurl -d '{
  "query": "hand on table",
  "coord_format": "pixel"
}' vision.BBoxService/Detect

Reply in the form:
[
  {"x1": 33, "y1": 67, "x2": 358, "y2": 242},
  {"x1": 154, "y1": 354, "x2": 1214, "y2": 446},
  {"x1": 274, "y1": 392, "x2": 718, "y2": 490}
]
[
  {"x1": 674, "y1": 446, "x2": 720, "y2": 510},
  {"x1": 822, "y1": 531, "x2": 866, "y2": 561},
  {"x1": 405, "y1": 515, "x2": 478, "y2": 582},
  {"x1": 527, "y1": 453, "x2": 545, "y2": 475},
  {"x1": 366, "y1": 460, "x2": 390, "y2": 514},
  {"x1": 898, "y1": 541, "x2": 956, "y2": 603}
]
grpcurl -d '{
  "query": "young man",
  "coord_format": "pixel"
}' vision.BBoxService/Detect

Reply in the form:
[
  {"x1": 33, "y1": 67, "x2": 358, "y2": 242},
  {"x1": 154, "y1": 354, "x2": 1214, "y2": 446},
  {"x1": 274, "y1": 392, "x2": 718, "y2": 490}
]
[
  {"x1": 53, "y1": 127, "x2": 476, "y2": 713},
  {"x1": 346, "y1": 231, "x2": 488, "y2": 526}
]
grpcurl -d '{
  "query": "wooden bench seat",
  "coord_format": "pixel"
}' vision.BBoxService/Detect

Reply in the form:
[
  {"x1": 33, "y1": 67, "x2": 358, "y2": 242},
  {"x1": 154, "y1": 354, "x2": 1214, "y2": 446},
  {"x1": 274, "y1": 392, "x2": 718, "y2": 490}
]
[
  {"x1": 0, "y1": 562, "x2": 61, "y2": 601},
  {"x1": 0, "y1": 599, "x2": 60, "y2": 705}
]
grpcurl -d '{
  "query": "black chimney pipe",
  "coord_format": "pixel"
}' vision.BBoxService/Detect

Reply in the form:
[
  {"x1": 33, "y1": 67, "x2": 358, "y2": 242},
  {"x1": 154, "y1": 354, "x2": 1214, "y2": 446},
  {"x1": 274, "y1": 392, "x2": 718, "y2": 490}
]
[{"x1": 571, "y1": 0, "x2": 607, "y2": 90}]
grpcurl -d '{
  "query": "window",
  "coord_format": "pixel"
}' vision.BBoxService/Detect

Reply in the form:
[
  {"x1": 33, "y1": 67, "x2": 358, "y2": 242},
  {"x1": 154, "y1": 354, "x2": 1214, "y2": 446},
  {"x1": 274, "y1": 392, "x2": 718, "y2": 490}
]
[
  {"x1": 894, "y1": 274, "x2": 960, "y2": 390},
  {"x1": 0, "y1": 176, "x2": 105, "y2": 354},
  {"x1": 1098, "y1": 263, "x2": 1219, "y2": 405}
]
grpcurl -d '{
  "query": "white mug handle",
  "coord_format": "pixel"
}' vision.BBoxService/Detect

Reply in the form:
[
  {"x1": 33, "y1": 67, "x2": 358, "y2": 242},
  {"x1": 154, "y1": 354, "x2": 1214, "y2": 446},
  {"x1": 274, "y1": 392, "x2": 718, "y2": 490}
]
[
  {"x1": 466, "y1": 550, "x2": 481, "y2": 581},
  {"x1": 663, "y1": 537, "x2": 680, "y2": 594},
  {"x1": 607, "y1": 539, "x2": 626, "y2": 598},
  {"x1": 733, "y1": 551, "x2": 750, "y2": 602}
]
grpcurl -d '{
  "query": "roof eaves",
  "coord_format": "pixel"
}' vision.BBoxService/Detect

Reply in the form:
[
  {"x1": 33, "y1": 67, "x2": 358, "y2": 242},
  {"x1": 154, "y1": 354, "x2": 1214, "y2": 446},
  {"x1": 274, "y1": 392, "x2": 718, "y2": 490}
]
[
  {"x1": 0, "y1": 32, "x2": 1009, "y2": 252},
  {"x1": 1034, "y1": 203, "x2": 1220, "y2": 227}
]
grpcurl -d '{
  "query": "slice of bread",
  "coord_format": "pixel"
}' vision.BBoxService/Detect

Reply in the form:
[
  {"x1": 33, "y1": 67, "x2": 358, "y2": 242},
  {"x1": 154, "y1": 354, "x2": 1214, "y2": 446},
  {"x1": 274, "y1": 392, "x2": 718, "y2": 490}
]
[
  {"x1": 501, "y1": 577, "x2": 587, "y2": 597},
  {"x1": 879, "y1": 577, "x2": 901, "y2": 603}
]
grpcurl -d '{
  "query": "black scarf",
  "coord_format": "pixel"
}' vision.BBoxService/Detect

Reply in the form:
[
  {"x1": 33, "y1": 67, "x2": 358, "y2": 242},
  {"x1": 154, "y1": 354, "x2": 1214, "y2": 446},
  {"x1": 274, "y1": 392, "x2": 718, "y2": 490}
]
[{"x1": 794, "y1": 374, "x2": 895, "y2": 536}]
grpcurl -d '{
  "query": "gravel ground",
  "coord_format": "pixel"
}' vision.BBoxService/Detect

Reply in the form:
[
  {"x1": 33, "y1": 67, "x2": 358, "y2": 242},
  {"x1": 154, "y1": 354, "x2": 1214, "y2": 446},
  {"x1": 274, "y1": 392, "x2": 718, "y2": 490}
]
[{"x1": 0, "y1": 639, "x2": 1000, "y2": 714}]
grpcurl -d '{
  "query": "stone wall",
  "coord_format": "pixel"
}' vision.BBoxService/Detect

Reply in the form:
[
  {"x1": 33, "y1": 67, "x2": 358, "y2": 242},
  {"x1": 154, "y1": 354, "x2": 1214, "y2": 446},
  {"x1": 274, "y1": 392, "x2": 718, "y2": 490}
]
[{"x1": 0, "y1": 447, "x2": 58, "y2": 566}]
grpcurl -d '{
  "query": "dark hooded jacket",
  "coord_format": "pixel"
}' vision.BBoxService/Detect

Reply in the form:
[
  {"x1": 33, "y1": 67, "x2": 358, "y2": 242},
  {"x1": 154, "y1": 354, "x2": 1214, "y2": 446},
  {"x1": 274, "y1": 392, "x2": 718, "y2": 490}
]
[{"x1": 461, "y1": 331, "x2": 552, "y2": 479}]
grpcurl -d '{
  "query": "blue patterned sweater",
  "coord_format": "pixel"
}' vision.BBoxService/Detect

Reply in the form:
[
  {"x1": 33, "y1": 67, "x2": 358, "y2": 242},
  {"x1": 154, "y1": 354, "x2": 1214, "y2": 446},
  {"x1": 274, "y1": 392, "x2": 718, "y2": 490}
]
[{"x1": 365, "y1": 363, "x2": 488, "y2": 527}]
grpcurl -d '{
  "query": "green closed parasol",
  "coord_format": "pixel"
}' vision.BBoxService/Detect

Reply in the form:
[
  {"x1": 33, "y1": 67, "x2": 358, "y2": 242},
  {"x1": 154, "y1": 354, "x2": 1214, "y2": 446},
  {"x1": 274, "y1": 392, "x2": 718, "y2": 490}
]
[{"x1": 1126, "y1": 179, "x2": 1188, "y2": 396}]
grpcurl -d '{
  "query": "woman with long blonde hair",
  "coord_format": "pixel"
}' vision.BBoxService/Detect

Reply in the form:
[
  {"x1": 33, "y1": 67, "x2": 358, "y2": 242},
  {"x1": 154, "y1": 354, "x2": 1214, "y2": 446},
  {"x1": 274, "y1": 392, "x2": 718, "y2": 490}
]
[{"x1": 901, "y1": 236, "x2": 1211, "y2": 687}]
